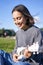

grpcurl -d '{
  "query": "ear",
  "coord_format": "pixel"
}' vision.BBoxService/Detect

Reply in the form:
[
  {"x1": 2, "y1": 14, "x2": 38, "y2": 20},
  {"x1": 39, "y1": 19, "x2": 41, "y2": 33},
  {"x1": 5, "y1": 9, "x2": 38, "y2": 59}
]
[{"x1": 29, "y1": 19, "x2": 34, "y2": 24}]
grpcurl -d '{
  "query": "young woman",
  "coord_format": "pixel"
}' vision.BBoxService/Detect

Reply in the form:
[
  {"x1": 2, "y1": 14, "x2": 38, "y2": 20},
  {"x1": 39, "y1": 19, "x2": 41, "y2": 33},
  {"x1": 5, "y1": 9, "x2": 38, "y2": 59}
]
[
  {"x1": 0, "y1": 4, "x2": 43, "y2": 65},
  {"x1": 12, "y1": 4, "x2": 43, "y2": 64}
]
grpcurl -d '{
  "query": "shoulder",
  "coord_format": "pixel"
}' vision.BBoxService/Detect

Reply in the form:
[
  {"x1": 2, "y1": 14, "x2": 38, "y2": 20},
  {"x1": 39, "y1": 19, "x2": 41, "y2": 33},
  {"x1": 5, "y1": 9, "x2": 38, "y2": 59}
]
[
  {"x1": 31, "y1": 25, "x2": 41, "y2": 32},
  {"x1": 28, "y1": 25, "x2": 42, "y2": 36},
  {"x1": 16, "y1": 29, "x2": 23, "y2": 36}
]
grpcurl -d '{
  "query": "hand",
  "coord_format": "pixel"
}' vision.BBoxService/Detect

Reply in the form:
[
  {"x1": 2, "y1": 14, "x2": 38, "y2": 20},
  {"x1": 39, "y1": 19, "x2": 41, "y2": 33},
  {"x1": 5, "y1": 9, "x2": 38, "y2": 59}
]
[
  {"x1": 24, "y1": 49, "x2": 32, "y2": 58},
  {"x1": 13, "y1": 54, "x2": 18, "y2": 62}
]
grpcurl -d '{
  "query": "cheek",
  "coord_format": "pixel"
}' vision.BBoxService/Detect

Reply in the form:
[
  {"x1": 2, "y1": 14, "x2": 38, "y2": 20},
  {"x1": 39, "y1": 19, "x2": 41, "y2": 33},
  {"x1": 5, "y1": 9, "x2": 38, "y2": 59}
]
[
  {"x1": 20, "y1": 18, "x2": 26, "y2": 24},
  {"x1": 22, "y1": 19, "x2": 26, "y2": 24}
]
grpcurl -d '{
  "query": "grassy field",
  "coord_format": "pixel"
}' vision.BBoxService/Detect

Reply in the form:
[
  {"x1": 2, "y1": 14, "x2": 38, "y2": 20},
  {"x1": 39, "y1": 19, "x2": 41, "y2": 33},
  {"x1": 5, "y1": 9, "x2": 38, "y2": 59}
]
[{"x1": 0, "y1": 37, "x2": 16, "y2": 53}]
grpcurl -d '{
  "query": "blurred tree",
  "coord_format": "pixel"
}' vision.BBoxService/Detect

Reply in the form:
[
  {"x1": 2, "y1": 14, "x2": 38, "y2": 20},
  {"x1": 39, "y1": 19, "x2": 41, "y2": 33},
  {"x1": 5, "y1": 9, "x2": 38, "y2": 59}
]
[{"x1": 0, "y1": 29, "x2": 16, "y2": 37}]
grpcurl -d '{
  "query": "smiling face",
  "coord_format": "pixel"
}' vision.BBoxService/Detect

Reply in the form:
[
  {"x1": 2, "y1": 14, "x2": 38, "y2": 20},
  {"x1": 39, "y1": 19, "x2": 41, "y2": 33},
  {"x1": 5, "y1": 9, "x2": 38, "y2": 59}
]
[{"x1": 12, "y1": 11, "x2": 28, "y2": 30}]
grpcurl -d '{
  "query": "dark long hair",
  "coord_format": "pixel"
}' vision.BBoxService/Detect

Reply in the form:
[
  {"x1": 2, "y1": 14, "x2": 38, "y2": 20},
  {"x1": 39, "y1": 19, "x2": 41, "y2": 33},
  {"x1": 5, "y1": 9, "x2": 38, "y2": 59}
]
[{"x1": 12, "y1": 4, "x2": 34, "y2": 25}]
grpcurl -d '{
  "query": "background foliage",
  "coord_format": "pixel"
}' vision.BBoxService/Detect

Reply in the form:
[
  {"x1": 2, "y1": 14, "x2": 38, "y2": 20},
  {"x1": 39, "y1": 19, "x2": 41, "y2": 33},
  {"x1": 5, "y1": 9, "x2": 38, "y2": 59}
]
[{"x1": 0, "y1": 37, "x2": 15, "y2": 53}]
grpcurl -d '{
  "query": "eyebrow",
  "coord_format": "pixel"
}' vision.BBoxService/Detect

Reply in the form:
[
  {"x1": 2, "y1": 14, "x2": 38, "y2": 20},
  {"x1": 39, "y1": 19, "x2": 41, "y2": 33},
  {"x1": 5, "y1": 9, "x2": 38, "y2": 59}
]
[{"x1": 13, "y1": 16, "x2": 23, "y2": 19}]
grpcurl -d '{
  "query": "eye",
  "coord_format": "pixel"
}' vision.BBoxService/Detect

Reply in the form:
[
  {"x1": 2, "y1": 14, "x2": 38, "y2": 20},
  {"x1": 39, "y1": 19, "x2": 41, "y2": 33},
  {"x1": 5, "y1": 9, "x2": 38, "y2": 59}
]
[
  {"x1": 17, "y1": 17, "x2": 21, "y2": 20},
  {"x1": 13, "y1": 16, "x2": 23, "y2": 21}
]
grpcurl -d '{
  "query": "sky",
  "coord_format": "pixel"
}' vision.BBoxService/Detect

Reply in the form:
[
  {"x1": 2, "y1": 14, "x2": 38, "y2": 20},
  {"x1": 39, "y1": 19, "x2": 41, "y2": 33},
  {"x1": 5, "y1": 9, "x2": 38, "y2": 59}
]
[{"x1": 0, "y1": 0, "x2": 43, "y2": 32}]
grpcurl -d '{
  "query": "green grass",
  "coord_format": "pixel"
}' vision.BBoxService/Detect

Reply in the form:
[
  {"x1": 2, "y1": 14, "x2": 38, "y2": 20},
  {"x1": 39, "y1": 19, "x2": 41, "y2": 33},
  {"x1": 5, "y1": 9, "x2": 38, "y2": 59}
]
[{"x1": 0, "y1": 37, "x2": 16, "y2": 53}]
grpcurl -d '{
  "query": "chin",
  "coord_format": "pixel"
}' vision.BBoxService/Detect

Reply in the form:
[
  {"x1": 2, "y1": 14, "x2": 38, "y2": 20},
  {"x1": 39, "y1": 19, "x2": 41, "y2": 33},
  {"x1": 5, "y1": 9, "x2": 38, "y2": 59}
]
[
  {"x1": 19, "y1": 27, "x2": 23, "y2": 29},
  {"x1": 19, "y1": 26, "x2": 23, "y2": 29}
]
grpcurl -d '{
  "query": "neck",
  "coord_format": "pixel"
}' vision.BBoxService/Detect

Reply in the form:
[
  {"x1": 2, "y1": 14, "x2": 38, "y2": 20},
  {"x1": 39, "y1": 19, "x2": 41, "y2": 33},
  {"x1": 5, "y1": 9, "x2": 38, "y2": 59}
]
[
  {"x1": 23, "y1": 24, "x2": 33, "y2": 31},
  {"x1": 23, "y1": 25, "x2": 29, "y2": 31}
]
